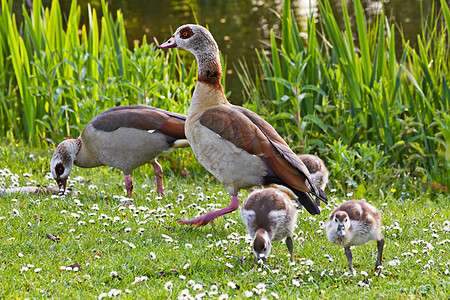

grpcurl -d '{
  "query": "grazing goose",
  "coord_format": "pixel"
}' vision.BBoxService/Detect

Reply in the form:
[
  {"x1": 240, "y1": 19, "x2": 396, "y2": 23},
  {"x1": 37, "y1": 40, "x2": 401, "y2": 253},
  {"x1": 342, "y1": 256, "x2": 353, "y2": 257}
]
[
  {"x1": 298, "y1": 154, "x2": 328, "y2": 191},
  {"x1": 240, "y1": 187, "x2": 298, "y2": 262},
  {"x1": 325, "y1": 200, "x2": 384, "y2": 274},
  {"x1": 50, "y1": 105, "x2": 189, "y2": 197},
  {"x1": 159, "y1": 24, "x2": 327, "y2": 226}
]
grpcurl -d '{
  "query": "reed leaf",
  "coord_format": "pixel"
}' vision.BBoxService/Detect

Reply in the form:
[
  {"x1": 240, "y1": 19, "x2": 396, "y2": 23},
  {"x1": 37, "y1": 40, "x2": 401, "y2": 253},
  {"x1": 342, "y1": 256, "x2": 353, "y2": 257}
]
[
  {"x1": 0, "y1": 0, "x2": 196, "y2": 148},
  {"x1": 441, "y1": 0, "x2": 450, "y2": 39},
  {"x1": 237, "y1": 0, "x2": 449, "y2": 185}
]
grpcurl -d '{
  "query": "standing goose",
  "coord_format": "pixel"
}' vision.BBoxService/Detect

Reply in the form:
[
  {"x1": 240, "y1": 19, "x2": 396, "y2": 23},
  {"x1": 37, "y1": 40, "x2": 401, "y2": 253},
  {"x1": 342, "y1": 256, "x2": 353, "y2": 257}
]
[
  {"x1": 159, "y1": 24, "x2": 327, "y2": 226},
  {"x1": 325, "y1": 200, "x2": 384, "y2": 274},
  {"x1": 299, "y1": 154, "x2": 329, "y2": 191},
  {"x1": 50, "y1": 105, "x2": 189, "y2": 197},
  {"x1": 240, "y1": 187, "x2": 298, "y2": 262}
]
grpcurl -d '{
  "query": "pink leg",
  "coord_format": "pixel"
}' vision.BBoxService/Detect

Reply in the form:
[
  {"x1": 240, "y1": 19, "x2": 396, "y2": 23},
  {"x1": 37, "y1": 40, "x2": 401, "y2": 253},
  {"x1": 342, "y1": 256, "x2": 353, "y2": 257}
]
[
  {"x1": 151, "y1": 160, "x2": 165, "y2": 196},
  {"x1": 178, "y1": 195, "x2": 239, "y2": 226},
  {"x1": 124, "y1": 174, "x2": 133, "y2": 197}
]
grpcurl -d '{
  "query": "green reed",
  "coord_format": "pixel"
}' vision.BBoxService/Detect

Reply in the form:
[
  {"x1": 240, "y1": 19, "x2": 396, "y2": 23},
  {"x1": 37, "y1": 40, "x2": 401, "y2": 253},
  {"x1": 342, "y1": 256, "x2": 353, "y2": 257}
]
[
  {"x1": 0, "y1": 0, "x2": 195, "y2": 146},
  {"x1": 237, "y1": 0, "x2": 449, "y2": 186}
]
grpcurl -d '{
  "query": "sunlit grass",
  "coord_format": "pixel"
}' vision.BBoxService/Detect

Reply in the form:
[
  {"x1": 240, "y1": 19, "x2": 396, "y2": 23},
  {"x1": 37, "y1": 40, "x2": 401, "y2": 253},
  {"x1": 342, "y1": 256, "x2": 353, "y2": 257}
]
[
  {"x1": 0, "y1": 0, "x2": 449, "y2": 297},
  {"x1": 1, "y1": 142, "x2": 449, "y2": 299}
]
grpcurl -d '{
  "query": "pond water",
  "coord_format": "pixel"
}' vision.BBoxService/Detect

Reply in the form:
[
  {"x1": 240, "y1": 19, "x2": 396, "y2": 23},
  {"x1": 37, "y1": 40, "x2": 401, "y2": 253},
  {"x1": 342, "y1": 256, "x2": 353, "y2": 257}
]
[{"x1": 13, "y1": 0, "x2": 438, "y2": 103}]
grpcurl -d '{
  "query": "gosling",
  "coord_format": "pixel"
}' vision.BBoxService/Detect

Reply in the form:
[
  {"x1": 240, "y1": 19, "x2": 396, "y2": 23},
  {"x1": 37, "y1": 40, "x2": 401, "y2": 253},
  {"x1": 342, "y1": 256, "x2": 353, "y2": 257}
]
[
  {"x1": 240, "y1": 188, "x2": 298, "y2": 262},
  {"x1": 325, "y1": 200, "x2": 384, "y2": 274},
  {"x1": 298, "y1": 154, "x2": 329, "y2": 191}
]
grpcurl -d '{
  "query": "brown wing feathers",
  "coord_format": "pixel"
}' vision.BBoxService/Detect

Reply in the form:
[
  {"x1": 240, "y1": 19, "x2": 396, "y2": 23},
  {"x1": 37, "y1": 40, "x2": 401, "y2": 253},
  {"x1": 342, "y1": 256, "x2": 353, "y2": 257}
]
[
  {"x1": 235, "y1": 107, "x2": 313, "y2": 181},
  {"x1": 90, "y1": 105, "x2": 186, "y2": 139},
  {"x1": 236, "y1": 106, "x2": 327, "y2": 203},
  {"x1": 200, "y1": 106, "x2": 327, "y2": 214},
  {"x1": 200, "y1": 108, "x2": 273, "y2": 155}
]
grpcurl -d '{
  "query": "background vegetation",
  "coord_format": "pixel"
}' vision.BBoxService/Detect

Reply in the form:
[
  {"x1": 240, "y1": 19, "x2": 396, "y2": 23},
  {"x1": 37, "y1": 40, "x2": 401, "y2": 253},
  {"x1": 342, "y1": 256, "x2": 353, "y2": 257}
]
[
  {"x1": 238, "y1": 0, "x2": 449, "y2": 192},
  {"x1": 1, "y1": 0, "x2": 448, "y2": 194},
  {"x1": 0, "y1": 0, "x2": 197, "y2": 146}
]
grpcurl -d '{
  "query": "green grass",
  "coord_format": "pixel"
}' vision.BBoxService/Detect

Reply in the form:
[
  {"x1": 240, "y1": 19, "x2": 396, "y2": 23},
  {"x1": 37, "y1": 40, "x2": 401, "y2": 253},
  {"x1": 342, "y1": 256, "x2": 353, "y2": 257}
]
[
  {"x1": 1, "y1": 142, "x2": 449, "y2": 299},
  {"x1": 1, "y1": 0, "x2": 449, "y2": 297}
]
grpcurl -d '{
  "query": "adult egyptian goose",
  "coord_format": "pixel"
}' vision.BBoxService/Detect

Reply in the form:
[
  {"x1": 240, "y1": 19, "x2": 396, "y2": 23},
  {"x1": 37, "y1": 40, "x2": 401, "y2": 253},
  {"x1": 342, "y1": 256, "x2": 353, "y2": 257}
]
[
  {"x1": 240, "y1": 188, "x2": 298, "y2": 262},
  {"x1": 159, "y1": 24, "x2": 327, "y2": 226},
  {"x1": 50, "y1": 105, "x2": 189, "y2": 197},
  {"x1": 299, "y1": 154, "x2": 329, "y2": 191},
  {"x1": 325, "y1": 200, "x2": 384, "y2": 274}
]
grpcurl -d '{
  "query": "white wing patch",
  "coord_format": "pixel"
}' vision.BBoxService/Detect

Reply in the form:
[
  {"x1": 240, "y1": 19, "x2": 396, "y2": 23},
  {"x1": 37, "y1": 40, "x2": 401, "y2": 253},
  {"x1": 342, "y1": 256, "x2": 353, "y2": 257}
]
[
  {"x1": 268, "y1": 210, "x2": 287, "y2": 223},
  {"x1": 240, "y1": 209, "x2": 256, "y2": 237},
  {"x1": 355, "y1": 203, "x2": 363, "y2": 216}
]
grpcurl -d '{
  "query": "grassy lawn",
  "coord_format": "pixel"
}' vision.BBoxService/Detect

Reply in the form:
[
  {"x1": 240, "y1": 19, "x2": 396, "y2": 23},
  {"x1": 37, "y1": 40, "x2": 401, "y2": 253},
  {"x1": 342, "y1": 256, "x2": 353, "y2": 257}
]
[
  {"x1": 0, "y1": 142, "x2": 449, "y2": 299},
  {"x1": 1, "y1": 0, "x2": 449, "y2": 298}
]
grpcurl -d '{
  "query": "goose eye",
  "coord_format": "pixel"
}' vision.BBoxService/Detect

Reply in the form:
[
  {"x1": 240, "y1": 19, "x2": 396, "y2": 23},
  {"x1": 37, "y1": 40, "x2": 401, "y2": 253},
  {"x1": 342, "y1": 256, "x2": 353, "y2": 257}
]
[{"x1": 179, "y1": 27, "x2": 194, "y2": 39}]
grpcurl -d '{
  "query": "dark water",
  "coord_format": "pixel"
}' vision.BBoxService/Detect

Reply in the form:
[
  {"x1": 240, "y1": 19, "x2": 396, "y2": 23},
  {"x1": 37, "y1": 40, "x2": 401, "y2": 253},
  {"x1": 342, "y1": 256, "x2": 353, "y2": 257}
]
[{"x1": 13, "y1": 0, "x2": 439, "y2": 103}]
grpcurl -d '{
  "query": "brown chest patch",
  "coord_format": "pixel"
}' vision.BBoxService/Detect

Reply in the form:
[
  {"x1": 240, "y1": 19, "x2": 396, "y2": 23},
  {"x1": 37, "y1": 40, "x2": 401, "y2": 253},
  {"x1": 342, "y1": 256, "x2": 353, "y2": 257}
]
[{"x1": 198, "y1": 74, "x2": 223, "y2": 90}]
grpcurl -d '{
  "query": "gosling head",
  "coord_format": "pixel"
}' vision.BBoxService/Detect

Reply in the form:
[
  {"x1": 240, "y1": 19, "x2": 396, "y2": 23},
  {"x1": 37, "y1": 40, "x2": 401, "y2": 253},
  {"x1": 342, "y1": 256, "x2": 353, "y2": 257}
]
[
  {"x1": 252, "y1": 229, "x2": 271, "y2": 263},
  {"x1": 332, "y1": 211, "x2": 350, "y2": 237}
]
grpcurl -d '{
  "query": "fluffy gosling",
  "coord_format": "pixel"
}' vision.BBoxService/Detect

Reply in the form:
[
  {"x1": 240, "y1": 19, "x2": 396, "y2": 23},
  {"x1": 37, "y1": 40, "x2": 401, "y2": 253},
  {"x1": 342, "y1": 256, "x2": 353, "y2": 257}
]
[
  {"x1": 298, "y1": 154, "x2": 329, "y2": 191},
  {"x1": 240, "y1": 188, "x2": 298, "y2": 262},
  {"x1": 325, "y1": 200, "x2": 384, "y2": 274}
]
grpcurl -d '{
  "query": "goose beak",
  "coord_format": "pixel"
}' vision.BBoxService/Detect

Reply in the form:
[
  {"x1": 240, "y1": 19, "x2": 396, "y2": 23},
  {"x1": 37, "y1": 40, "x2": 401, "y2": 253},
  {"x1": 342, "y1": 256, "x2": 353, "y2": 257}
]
[
  {"x1": 56, "y1": 178, "x2": 67, "y2": 194},
  {"x1": 337, "y1": 225, "x2": 346, "y2": 237},
  {"x1": 159, "y1": 37, "x2": 177, "y2": 49}
]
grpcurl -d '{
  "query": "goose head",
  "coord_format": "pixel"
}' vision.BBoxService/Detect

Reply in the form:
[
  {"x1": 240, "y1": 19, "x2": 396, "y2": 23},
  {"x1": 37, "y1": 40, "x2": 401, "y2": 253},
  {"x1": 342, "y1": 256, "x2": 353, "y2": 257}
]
[
  {"x1": 159, "y1": 24, "x2": 218, "y2": 53},
  {"x1": 50, "y1": 138, "x2": 81, "y2": 192},
  {"x1": 159, "y1": 24, "x2": 222, "y2": 80},
  {"x1": 332, "y1": 211, "x2": 350, "y2": 237},
  {"x1": 252, "y1": 229, "x2": 271, "y2": 263}
]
